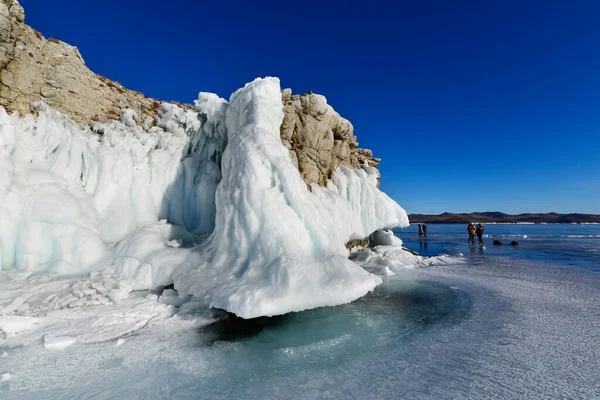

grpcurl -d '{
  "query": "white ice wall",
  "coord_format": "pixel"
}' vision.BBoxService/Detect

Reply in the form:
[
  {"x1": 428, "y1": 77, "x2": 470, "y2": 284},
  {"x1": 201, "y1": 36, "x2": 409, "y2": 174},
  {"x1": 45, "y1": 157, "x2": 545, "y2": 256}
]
[
  {"x1": 0, "y1": 77, "x2": 409, "y2": 318},
  {"x1": 0, "y1": 97, "x2": 227, "y2": 273}
]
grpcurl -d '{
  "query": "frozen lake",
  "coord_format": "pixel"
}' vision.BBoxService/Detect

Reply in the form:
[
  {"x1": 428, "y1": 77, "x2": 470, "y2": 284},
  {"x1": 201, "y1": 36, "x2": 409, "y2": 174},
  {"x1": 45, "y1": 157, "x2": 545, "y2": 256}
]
[{"x1": 2, "y1": 224, "x2": 599, "y2": 399}]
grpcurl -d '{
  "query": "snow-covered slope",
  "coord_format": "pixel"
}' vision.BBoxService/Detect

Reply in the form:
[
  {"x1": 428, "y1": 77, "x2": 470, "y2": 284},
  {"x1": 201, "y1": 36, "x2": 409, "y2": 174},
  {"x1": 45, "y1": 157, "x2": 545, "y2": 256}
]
[{"x1": 0, "y1": 77, "x2": 408, "y2": 318}]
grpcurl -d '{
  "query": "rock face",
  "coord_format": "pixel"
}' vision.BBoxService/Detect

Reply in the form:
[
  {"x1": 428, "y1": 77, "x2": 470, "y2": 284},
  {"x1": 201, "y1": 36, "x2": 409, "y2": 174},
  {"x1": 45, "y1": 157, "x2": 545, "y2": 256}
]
[
  {"x1": 281, "y1": 89, "x2": 380, "y2": 186},
  {"x1": 0, "y1": 0, "x2": 381, "y2": 188}
]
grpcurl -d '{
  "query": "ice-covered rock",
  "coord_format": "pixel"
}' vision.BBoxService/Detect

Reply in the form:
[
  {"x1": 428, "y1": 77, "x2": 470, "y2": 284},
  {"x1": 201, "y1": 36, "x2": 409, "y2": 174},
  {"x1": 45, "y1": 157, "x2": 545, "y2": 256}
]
[{"x1": 0, "y1": 76, "x2": 409, "y2": 318}]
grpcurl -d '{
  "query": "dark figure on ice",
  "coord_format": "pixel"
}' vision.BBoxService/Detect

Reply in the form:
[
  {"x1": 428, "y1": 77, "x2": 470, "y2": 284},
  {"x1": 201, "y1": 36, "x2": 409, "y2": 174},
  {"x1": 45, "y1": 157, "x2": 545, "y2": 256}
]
[
  {"x1": 422, "y1": 223, "x2": 427, "y2": 237},
  {"x1": 476, "y1": 223, "x2": 484, "y2": 245},
  {"x1": 467, "y1": 222, "x2": 476, "y2": 245},
  {"x1": 418, "y1": 223, "x2": 423, "y2": 236}
]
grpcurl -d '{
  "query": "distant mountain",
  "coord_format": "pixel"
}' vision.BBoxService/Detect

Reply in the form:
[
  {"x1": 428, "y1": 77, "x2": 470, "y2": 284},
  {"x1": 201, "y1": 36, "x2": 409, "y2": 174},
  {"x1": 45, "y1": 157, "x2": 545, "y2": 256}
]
[{"x1": 408, "y1": 212, "x2": 600, "y2": 224}]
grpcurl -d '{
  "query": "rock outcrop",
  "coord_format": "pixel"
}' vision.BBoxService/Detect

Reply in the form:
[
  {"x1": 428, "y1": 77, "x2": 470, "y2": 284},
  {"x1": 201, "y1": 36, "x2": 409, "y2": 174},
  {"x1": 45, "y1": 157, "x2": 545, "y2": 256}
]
[
  {"x1": 0, "y1": 0, "x2": 380, "y2": 187},
  {"x1": 281, "y1": 89, "x2": 380, "y2": 186}
]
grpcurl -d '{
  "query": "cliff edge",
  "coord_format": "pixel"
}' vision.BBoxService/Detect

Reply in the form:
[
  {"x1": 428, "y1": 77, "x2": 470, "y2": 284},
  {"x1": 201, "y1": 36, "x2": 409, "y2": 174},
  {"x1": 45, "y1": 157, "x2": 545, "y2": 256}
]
[{"x1": 0, "y1": 0, "x2": 380, "y2": 188}]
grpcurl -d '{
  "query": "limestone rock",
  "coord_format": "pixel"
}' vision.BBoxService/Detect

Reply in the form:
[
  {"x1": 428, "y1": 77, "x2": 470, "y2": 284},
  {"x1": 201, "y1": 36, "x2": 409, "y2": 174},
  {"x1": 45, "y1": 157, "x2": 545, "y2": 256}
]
[
  {"x1": 0, "y1": 0, "x2": 191, "y2": 124},
  {"x1": 281, "y1": 89, "x2": 380, "y2": 186}
]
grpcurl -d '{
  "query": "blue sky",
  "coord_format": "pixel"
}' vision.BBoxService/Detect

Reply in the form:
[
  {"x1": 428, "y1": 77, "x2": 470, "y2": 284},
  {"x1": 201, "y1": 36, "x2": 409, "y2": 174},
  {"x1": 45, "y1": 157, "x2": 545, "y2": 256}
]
[{"x1": 21, "y1": 0, "x2": 600, "y2": 214}]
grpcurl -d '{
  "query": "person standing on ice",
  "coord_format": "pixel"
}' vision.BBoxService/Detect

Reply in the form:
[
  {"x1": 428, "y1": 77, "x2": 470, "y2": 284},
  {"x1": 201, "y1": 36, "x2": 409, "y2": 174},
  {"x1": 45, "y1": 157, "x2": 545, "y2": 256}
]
[
  {"x1": 467, "y1": 222, "x2": 476, "y2": 245},
  {"x1": 476, "y1": 223, "x2": 485, "y2": 245},
  {"x1": 418, "y1": 223, "x2": 423, "y2": 236},
  {"x1": 422, "y1": 223, "x2": 427, "y2": 237}
]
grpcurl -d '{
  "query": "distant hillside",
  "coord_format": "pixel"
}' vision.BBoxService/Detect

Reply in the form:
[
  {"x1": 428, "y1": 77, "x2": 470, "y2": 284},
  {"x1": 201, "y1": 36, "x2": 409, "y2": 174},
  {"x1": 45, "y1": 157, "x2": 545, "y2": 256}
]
[{"x1": 408, "y1": 212, "x2": 600, "y2": 224}]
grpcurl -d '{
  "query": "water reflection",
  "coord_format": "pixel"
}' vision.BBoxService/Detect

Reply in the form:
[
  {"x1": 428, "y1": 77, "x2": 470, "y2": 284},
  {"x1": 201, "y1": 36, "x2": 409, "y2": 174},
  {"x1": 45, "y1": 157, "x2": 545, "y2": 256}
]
[{"x1": 419, "y1": 239, "x2": 429, "y2": 254}]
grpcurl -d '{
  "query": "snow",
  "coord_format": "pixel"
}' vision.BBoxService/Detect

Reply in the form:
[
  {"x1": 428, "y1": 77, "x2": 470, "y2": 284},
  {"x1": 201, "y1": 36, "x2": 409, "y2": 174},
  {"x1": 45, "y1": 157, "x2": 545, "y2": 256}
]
[
  {"x1": 0, "y1": 372, "x2": 11, "y2": 382},
  {"x1": 0, "y1": 76, "x2": 409, "y2": 320}
]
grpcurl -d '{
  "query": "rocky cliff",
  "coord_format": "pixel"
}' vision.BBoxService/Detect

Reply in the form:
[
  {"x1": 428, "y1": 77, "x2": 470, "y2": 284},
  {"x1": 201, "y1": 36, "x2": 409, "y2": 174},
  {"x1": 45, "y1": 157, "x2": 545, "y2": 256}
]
[
  {"x1": 0, "y1": 0, "x2": 380, "y2": 187},
  {"x1": 281, "y1": 89, "x2": 380, "y2": 187}
]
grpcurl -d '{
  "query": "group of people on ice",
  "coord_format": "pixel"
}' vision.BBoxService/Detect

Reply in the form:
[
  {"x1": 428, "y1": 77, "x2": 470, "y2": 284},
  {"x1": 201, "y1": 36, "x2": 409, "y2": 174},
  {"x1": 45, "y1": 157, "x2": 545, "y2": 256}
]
[
  {"x1": 468, "y1": 222, "x2": 485, "y2": 245},
  {"x1": 417, "y1": 222, "x2": 485, "y2": 245}
]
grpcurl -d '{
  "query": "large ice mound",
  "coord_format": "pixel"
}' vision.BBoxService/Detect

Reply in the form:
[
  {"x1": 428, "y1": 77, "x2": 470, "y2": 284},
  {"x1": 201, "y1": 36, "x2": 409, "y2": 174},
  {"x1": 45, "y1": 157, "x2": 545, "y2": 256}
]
[{"x1": 0, "y1": 77, "x2": 408, "y2": 318}]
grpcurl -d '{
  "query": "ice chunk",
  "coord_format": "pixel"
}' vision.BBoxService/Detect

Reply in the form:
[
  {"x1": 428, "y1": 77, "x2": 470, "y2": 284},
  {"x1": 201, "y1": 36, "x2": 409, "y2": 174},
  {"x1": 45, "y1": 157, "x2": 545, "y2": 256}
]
[
  {"x1": 0, "y1": 372, "x2": 11, "y2": 382},
  {"x1": 371, "y1": 229, "x2": 404, "y2": 246},
  {"x1": 0, "y1": 315, "x2": 40, "y2": 334},
  {"x1": 43, "y1": 334, "x2": 77, "y2": 350}
]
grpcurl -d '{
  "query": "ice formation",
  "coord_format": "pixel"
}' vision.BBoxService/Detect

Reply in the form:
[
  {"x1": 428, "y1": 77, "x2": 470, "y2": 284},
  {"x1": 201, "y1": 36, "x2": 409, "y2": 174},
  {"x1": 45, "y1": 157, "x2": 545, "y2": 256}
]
[
  {"x1": 0, "y1": 77, "x2": 408, "y2": 318},
  {"x1": 371, "y1": 229, "x2": 404, "y2": 246}
]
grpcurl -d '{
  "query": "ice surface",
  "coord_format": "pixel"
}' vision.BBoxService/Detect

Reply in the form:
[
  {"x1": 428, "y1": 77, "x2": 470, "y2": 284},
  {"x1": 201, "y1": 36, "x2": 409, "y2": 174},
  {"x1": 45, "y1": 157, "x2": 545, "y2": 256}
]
[
  {"x1": 6, "y1": 250, "x2": 599, "y2": 400},
  {"x1": 0, "y1": 77, "x2": 408, "y2": 318}
]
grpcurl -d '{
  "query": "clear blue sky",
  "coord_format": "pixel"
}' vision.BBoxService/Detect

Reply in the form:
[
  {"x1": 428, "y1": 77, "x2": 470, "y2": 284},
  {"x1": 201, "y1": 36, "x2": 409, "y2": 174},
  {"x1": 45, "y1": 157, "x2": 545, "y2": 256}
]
[{"x1": 21, "y1": 0, "x2": 600, "y2": 214}]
